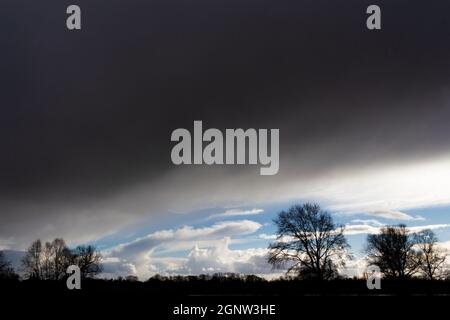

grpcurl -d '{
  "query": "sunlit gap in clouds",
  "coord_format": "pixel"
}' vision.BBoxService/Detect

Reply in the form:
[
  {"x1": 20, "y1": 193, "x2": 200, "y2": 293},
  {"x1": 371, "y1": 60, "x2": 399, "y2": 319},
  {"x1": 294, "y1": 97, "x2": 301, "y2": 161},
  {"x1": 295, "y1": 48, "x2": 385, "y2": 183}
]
[{"x1": 285, "y1": 153, "x2": 450, "y2": 216}]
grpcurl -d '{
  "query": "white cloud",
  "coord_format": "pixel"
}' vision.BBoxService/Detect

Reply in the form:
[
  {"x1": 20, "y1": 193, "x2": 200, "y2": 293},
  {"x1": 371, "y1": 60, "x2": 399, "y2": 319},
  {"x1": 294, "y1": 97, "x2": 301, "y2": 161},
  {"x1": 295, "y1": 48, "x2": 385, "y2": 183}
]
[
  {"x1": 343, "y1": 224, "x2": 382, "y2": 235},
  {"x1": 99, "y1": 257, "x2": 138, "y2": 279},
  {"x1": 163, "y1": 237, "x2": 276, "y2": 276},
  {"x1": 207, "y1": 208, "x2": 264, "y2": 220},
  {"x1": 438, "y1": 241, "x2": 450, "y2": 260},
  {"x1": 104, "y1": 220, "x2": 263, "y2": 279},
  {"x1": 439, "y1": 241, "x2": 450, "y2": 251},
  {"x1": 350, "y1": 219, "x2": 384, "y2": 226},
  {"x1": 408, "y1": 224, "x2": 450, "y2": 233},
  {"x1": 256, "y1": 221, "x2": 450, "y2": 238},
  {"x1": 364, "y1": 210, "x2": 425, "y2": 221},
  {"x1": 112, "y1": 220, "x2": 261, "y2": 259},
  {"x1": 258, "y1": 233, "x2": 277, "y2": 240},
  {"x1": 339, "y1": 256, "x2": 368, "y2": 278},
  {"x1": 343, "y1": 223, "x2": 450, "y2": 235},
  {"x1": 319, "y1": 155, "x2": 450, "y2": 216}
]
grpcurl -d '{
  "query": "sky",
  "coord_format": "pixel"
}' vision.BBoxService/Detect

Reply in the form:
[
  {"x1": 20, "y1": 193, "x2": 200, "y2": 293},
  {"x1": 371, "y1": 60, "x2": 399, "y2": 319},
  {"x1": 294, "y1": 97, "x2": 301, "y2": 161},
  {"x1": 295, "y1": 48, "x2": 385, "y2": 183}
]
[{"x1": 1, "y1": 0, "x2": 450, "y2": 279}]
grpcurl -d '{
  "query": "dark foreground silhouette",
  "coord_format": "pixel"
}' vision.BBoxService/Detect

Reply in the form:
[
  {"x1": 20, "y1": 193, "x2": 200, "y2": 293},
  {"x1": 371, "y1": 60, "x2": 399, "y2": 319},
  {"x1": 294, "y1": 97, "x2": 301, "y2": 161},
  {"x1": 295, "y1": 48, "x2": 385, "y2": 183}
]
[
  {"x1": 3, "y1": 276, "x2": 448, "y2": 320},
  {"x1": 3, "y1": 276, "x2": 450, "y2": 296}
]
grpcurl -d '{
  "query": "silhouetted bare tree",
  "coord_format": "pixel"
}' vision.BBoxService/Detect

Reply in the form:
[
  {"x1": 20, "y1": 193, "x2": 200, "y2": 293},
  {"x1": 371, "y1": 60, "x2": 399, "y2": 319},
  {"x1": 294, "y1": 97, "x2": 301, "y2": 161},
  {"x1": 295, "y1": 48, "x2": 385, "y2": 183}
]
[
  {"x1": 415, "y1": 229, "x2": 447, "y2": 280},
  {"x1": 41, "y1": 238, "x2": 72, "y2": 280},
  {"x1": 71, "y1": 245, "x2": 103, "y2": 278},
  {"x1": 22, "y1": 239, "x2": 43, "y2": 279},
  {"x1": 366, "y1": 225, "x2": 421, "y2": 279},
  {"x1": 52, "y1": 238, "x2": 72, "y2": 279},
  {"x1": 22, "y1": 238, "x2": 102, "y2": 280},
  {"x1": 0, "y1": 251, "x2": 18, "y2": 280},
  {"x1": 267, "y1": 203, "x2": 350, "y2": 280}
]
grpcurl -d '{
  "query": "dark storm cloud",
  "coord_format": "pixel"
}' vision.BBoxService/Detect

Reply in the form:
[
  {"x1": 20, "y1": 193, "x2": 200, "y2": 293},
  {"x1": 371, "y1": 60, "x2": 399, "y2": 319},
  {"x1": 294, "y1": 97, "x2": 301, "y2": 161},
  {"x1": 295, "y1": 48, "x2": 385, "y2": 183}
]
[{"x1": 1, "y1": 0, "x2": 449, "y2": 247}]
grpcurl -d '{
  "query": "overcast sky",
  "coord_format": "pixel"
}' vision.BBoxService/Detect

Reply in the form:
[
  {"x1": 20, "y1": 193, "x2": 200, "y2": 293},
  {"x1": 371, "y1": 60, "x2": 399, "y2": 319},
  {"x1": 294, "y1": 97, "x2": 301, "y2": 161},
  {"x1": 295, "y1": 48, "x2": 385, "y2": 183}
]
[{"x1": 1, "y1": 0, "x2": 450, "y2": 278}]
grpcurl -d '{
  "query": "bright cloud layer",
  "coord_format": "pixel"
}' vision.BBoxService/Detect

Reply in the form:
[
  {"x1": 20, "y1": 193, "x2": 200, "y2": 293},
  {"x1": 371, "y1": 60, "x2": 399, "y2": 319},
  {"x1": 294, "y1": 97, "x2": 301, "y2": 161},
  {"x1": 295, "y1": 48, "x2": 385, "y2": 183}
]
[
  {"x1": 345, "y1": 222, "x2": 450, "y2": 235},
  {"x1": 207, "y1": 208, "x2": 264, "y2": 220},
  {"x1": 103, "y1": 220, "x2": 264, "y2": 279},
  {"x1": 164, "y1": 237, "x2": 275, "y2": 276}
]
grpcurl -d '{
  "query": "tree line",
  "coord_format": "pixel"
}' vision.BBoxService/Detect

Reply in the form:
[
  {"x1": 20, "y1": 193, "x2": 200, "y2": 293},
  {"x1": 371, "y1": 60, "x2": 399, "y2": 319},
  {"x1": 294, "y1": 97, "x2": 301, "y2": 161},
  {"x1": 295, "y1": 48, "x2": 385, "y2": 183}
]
[
  {"x1": 267, "y1": 203, "x2": 449, "y2": 280},
  {"x1": 0, "y1": 238, "x2": 102, "y2": 280}
]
